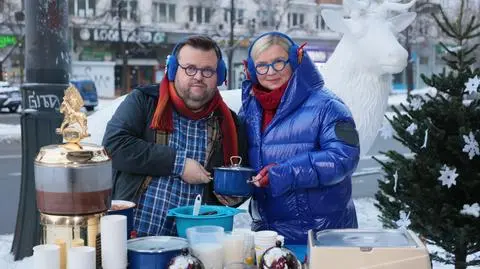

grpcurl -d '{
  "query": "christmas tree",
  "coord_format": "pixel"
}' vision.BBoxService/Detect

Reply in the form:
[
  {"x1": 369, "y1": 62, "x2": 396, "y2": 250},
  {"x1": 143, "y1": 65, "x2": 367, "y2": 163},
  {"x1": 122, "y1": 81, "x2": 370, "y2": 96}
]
[{"x1": 374, "y1": 1, "x2": 480, "y2": 268}]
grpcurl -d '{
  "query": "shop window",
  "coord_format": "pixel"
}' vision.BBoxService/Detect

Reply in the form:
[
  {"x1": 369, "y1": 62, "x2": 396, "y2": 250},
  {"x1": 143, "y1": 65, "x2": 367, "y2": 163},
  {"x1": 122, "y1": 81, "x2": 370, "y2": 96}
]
[
  {"x1": 420, "y1": 56, "x2": 429, "y2": 65},
  {"x1": 153, "y1": 2, "x2": 176, "y2": 23},
  {"x1": 70, "y1": 0, "x2": 96, "y2": 17}
]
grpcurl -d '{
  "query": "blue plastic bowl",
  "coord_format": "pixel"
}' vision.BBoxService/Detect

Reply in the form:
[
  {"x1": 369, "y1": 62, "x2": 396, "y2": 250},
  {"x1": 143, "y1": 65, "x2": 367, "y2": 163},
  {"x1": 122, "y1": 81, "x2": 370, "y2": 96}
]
[{"x1": 167, "y1": 205, "x2": 245, "y2": 238}]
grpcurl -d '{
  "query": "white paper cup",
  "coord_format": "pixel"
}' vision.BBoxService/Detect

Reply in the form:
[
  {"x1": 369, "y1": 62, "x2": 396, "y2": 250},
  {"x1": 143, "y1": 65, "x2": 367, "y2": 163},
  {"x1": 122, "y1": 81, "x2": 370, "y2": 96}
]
[
  {"x1": 68, "y1": 246, "x2": 96, "y2": 269},
  {"x1": 254, "y1": 230, "x2": 278, "y2": 245},
  {"x1": 223, "y1": 234, "x2": 245, "y2": 265},
  {"x1": 33, "y1": 244, "x2": 60, "y2": 269}
]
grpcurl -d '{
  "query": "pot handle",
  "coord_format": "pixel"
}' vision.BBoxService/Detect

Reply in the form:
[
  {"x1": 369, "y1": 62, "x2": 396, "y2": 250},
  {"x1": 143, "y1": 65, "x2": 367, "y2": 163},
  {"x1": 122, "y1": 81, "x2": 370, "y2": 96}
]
[{"x1": 230, "y1": 156, "x2": 242, "y2": 167}]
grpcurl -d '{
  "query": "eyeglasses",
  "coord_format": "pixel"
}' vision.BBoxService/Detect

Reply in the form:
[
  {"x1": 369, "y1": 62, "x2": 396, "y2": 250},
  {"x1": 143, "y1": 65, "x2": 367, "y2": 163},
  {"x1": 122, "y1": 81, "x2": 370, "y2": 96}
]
[
  {"x1": 178, "y1": 64, "x2": 216, "y2": 78},
  {"x1": 255, "y1": 59, "x2": 290, "y2": 75}
]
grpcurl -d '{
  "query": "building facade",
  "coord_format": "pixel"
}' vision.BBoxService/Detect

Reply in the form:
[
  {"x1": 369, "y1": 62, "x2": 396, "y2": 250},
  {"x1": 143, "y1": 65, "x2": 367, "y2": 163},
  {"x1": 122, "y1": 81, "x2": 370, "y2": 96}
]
[
  {"x1": 1, "y1": 0, "x2": 475, "y2": 96},
  {"x1": 68, "y1": 0, "x2": 344, "y2": 96}
]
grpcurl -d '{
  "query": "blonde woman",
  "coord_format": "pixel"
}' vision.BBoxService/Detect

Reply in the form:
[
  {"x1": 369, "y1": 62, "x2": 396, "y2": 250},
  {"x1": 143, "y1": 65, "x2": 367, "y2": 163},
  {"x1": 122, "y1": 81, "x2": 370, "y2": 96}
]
[{"x1": 240, "y1": 32, "x2": 360, "y2": 246}]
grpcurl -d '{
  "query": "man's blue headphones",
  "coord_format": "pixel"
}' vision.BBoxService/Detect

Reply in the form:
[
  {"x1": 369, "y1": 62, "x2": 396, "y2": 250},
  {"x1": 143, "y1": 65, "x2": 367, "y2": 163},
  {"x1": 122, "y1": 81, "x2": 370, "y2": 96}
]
[
  {"x1": 166, "y1": 36, "x2": 227, "y2": 86},
  {"x1": 247, "y1": 32, "x2": 300, "y2": 84}
]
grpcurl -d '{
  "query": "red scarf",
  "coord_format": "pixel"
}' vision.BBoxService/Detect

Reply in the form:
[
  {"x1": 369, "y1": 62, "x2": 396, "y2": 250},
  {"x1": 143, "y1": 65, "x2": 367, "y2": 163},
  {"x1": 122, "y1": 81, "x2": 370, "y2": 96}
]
[
  {"x1": 252, "y1": 81, "x2": 289, "y2": 131},
  {"x1": 150, "y1": 77, "x2": 238, "y2": 165}
]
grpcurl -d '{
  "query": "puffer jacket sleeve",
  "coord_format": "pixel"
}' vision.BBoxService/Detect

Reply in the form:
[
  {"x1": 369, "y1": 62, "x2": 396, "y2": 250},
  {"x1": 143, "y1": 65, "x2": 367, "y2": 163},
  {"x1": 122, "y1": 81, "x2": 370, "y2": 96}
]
[
  {"x1": 267, "y1": 98, "x2": 360, "y2": 197},
  {"x1": 102, "y1": 89, "x2": 176, "y2": 177}
]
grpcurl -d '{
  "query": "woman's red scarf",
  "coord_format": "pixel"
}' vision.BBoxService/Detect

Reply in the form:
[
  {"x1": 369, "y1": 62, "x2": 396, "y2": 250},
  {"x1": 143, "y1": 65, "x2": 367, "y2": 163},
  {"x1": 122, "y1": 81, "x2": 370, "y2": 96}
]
[
  {"x1": 252, "y1": 81, "x2": 289, "y2": 131},
  {"x1": 150, "y1": 77, "x2": 238, "y2": 165}
]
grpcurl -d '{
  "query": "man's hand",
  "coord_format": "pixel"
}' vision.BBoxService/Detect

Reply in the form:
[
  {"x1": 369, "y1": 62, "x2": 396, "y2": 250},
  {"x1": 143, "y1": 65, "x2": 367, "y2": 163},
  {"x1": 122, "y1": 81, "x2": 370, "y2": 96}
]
[
  {"x1": 181, "y1": 158, "x2": 212, "y2": 184},
  {"x1": 214, "y1": 193, "x2": 244, "y2": 206}
]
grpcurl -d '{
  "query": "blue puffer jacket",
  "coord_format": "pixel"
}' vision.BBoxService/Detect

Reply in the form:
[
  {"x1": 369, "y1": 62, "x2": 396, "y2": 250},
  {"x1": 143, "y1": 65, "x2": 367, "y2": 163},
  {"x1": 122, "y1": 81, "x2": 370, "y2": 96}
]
[{"x1": 239, "y1": 54, "x2": 360, "y2": 244}]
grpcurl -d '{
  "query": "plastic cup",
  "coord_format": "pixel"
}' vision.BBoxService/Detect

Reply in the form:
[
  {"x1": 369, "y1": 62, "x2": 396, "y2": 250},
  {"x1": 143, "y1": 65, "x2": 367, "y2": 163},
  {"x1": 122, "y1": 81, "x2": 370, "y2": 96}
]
[
  {"x1": 223, "y1": 234, "x2": 244, "y2": 266},
  {"x1": 187, "y1": 226, "x2": 225, "y2": 269}
]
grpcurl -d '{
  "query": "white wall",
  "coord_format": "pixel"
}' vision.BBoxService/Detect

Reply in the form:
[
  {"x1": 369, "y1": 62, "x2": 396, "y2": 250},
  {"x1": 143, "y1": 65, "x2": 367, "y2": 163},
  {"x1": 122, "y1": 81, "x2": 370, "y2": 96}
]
[{"x1": 71, "y1": 61, "x2": 116, "y2": 98}]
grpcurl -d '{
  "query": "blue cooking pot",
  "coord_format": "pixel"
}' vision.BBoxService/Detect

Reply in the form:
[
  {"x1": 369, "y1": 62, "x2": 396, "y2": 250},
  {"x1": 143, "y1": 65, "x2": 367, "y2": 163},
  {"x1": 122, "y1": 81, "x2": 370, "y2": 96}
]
[
  {"x1": 127, "y1": 236, "x2": 188, "y2": 269},
  {"x1": 213, "y1": 156, "x2": 256, "y2": 197}
]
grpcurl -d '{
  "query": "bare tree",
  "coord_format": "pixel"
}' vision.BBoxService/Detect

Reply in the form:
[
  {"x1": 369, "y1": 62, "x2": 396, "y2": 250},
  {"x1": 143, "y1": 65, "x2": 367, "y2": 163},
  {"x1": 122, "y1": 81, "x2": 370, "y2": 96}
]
[
  {"x1": 0, "y1": 0, "x2": 24, "y2": 82},
  {"x1": 70, "y1": 0, "x2": 150, "y2": 94},
  {"x1": 207, "y1": 0, "x2": 292, "y2": 89},
  {"x1": 400, "y1": 0, "x2": 443, "y2": 94}
]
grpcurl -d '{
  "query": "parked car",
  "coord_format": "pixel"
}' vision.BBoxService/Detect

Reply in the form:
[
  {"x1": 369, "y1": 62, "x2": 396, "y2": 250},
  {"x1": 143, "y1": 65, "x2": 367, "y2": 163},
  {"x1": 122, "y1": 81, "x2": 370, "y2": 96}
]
[
  {"x1": 0, "y1": 81, "x2": 21, "y2": 113},
  {"x1": 70, "y1": 80, "x2": 98, "y2": 111}
]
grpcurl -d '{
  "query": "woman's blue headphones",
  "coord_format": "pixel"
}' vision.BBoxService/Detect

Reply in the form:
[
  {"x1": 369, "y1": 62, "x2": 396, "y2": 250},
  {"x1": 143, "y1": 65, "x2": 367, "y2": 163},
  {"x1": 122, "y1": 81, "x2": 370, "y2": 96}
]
[
  {"x1": 166, "y1": 36, "x2": 227, "y2": 86},
  {"x1": 246, "y1": 32, "x2": 301, "y2": 84}
]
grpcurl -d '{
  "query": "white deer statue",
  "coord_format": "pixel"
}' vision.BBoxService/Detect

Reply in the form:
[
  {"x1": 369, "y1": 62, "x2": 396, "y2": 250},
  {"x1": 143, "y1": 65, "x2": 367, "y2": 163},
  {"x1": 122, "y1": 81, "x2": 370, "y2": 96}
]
[{"x1": 321, "y1": 0, "x2": 417, "y2": 155}]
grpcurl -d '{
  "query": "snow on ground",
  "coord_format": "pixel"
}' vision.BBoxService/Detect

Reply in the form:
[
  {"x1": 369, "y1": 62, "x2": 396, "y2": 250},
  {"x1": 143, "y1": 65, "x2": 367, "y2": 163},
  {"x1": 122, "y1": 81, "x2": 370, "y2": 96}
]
[{"x1": 0, "y1": 198, "x2": 478, "y2": 268}]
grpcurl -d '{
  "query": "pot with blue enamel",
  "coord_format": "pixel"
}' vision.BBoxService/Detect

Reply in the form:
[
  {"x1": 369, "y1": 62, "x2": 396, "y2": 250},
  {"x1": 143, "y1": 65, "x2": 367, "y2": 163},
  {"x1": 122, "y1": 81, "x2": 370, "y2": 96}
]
[{"x1": 213, "y1": 156, "x2": 255, "y2": 197}]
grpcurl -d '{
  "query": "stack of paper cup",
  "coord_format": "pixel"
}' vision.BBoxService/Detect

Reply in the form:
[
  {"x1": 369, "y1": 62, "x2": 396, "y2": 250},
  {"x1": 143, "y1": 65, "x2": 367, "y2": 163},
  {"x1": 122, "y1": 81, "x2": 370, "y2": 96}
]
[
  {"x1": 101, "y1": 215, "x2": 127, "y2": 269},
  {"x1": 254, "y1": 230, "x2": 278, "y2": 265},
  {"x1": 67, "y1": 246, "x2": 96, "y2": 269},
  {"x1": 33, "y1": 244, "x2": 60, "y2": 269}
]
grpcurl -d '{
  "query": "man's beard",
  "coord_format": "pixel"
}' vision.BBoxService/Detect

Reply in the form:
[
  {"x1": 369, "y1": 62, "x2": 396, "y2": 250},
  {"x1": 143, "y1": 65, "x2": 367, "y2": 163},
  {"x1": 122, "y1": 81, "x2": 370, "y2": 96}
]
[{"x1": 181, "y1": 85, "x2": 216, "y2": 111}]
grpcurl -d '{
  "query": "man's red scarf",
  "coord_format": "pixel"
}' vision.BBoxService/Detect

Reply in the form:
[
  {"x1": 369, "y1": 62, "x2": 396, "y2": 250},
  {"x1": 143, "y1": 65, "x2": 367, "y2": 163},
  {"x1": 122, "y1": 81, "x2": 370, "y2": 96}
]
[
  {"x1": 252, "y1": 81, "x2": 289, "y2": 131},
  {"x1": 150, "y1": 77, "x2": 238, "y2": 165}
]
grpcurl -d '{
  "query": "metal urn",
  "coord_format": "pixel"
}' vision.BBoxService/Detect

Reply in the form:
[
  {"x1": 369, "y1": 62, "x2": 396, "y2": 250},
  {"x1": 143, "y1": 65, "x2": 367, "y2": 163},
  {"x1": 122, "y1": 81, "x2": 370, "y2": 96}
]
[{"x1": 34, "y1": 85, "x2": 112, "y2": 269}]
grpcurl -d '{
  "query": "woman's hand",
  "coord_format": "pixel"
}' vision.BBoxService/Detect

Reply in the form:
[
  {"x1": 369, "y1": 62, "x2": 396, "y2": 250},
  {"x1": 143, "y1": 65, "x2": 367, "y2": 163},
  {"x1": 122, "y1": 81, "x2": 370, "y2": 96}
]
[{"x1": 252, "y1": 163, "x2": 276, "y2": 187}]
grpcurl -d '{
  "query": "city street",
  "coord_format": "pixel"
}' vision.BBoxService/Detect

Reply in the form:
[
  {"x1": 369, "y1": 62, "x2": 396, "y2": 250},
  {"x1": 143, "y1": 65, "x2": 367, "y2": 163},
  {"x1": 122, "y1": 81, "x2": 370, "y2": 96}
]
[
  {"x1": 0, "y1": 110, "x2": 409, "y2": 234},
  {"x1": 0, "y1": 141, "x2": 21, "y2": 235}
]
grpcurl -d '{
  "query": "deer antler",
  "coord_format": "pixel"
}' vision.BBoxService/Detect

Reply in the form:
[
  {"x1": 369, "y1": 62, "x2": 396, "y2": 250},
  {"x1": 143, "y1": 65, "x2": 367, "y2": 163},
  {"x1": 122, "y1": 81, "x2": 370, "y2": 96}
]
[{"x1": 379, "y1": 0, "x2": 416, "y2": 12}]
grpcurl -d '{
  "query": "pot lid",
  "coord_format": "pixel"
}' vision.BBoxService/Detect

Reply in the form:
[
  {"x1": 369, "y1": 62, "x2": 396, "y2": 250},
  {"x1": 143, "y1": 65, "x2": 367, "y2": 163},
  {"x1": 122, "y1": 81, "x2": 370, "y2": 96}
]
[
  {"x1": 214, "y1": 166, "x2": 256, "y2": 172},
  {"x1": 260, "y1": 241, "x2": 302, "y2": 269},
  {"x1": 214, "y1": 156, "x2": 255, "y2": 172},
  {"x1": 35, "y1": 143, "x2": 110, "y2": 165},
  {"x1": 313, "y1": 229, "x2": 417, "y2": 248},
  {"x1": 167, "y1": 248, "x2": 204, "y2": 269},
  {"x1": 127, "y1": 236, "x2": 188, "y2": 253}
]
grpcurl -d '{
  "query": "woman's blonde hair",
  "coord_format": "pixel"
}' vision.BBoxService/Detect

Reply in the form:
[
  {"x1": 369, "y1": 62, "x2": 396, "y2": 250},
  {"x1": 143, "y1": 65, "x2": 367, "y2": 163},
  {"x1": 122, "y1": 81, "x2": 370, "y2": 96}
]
[{"x1": 250, "y1": 34, "x2": 291, "y2": 60}]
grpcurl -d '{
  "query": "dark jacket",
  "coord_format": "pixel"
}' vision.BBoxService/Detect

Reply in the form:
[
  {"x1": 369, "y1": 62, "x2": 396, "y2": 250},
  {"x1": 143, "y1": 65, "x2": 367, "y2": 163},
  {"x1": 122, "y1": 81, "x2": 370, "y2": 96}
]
[
  {"x1": 239, "y1": 53, "x2": 360, "y2": 244},
  {"x1": 102, "y1": 84, "x2": 249, "y2": 205}
]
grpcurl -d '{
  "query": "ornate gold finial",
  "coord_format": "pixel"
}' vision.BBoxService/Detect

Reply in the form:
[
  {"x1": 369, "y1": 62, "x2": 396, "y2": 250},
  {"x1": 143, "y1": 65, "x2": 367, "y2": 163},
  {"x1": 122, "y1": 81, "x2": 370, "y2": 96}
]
[{"x1": 56, "y1": 85, "x2": 90, "y2": 146}]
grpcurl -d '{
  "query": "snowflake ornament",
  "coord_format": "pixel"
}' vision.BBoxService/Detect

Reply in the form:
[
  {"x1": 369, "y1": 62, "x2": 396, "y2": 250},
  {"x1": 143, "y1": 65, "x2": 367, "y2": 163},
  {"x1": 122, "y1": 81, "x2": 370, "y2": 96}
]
[
  {"x1": 438, "y1": 164, "x2": 459, "y2": 188},
  {"x1": 421, "y1": 129, "x2": 429, "y2": 149},
  {"x1": 464, "y1": 75, "x2": 480, "y2": 95},
  {"x1": 395, "y1": 210, "x2": 411, "y2": 230},
  {"x1": 406, "y1": 123, "x2": 418, "y2": 135},
  {"x1": 410, "y1": 97, "x2": 423, "y2": 111},
  {"x1": 379, "y1": 122, "x2": 394, "y2": 139},
  {"x1": 462, "y1": 131, "x2": 480, "y2": 160},
  {"x1": 460, "y1": 203, "x2": 480, "y2": 218},
  {"x1": 393, "y1": 170, "x2": 398, "y2": 193}
]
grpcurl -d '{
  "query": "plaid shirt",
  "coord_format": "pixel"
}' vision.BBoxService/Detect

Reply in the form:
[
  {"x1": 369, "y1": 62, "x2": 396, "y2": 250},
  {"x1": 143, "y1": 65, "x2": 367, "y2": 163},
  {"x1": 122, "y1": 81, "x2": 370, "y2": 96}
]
[{"x1": 134, "y1": 110, "x2": 208, "y2": 236}]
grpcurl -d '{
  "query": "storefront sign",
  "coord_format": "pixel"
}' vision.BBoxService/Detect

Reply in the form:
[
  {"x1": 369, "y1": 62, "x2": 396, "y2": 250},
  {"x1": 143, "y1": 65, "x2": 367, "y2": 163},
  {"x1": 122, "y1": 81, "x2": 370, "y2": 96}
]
[
  {"x1": 77, "y1": 28, "x2": 166, "y2": 44},
  {"x1": 0, "y1": 35, "x2": 17, "y2": 49}
]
